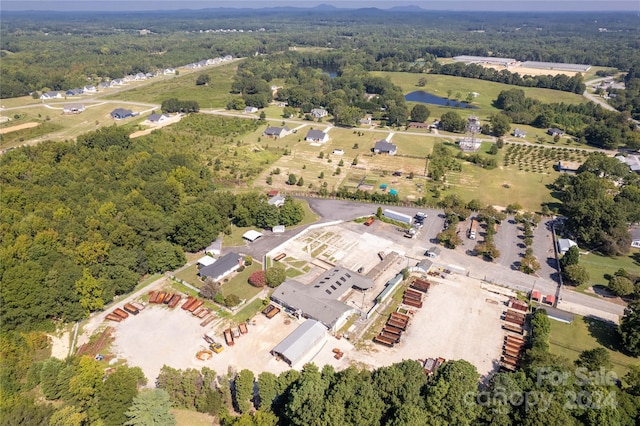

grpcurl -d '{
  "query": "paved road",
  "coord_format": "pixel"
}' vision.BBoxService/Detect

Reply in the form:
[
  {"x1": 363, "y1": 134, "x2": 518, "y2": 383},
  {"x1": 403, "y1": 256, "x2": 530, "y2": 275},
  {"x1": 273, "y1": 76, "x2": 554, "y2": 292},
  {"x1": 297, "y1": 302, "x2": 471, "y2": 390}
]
[{"x1": 295, "y1": 198, "x2": 625, "y2": 318}]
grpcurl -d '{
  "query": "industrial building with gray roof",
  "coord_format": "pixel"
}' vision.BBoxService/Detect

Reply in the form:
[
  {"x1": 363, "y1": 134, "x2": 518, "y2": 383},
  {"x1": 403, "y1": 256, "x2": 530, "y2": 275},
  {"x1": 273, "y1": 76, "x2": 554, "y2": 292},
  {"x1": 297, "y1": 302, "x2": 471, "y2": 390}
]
[
  {"x1": 270, "y1": 320, "x2": 328, "y2": 367},
  {"x1": 270, "y1": 266, "x2": 373, "y2": 331}
]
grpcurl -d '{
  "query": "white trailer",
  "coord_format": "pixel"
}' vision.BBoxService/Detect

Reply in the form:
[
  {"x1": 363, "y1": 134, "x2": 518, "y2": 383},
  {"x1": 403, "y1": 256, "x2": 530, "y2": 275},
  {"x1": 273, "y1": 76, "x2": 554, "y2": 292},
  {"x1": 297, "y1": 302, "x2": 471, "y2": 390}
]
[{"x1": 384, "y1": 209, "x2": 413, "y2": 225}]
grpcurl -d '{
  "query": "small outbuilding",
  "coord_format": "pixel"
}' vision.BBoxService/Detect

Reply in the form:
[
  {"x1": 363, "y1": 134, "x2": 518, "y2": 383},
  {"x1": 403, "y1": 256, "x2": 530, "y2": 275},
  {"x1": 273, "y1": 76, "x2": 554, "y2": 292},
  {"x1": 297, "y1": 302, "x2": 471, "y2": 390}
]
[
  {"x1": 205, "y1": 239, "x2": 222, "y2": 256},
  {"x1": 272, "y1": 225, "x2": 285, "y2": 233},
  {"x1": 268, "y1": 195, "x2": 286, "y2": 208},
  {"x1": 557, "y1": 238, "x2": 577, "y2": 254},
  {"x1": 197, "y1": 256, "x2": 216, "y2": 268},
  {"x1": 425, "y1": 247, "x2": 441, "y2": 258},
  {"x1": 243, "y1": 230, "x2": 263, "y2": 242},
  {"x1": 270, "y1": 320, "x2": 328, "y2": 367},
  {"x1": 244, "y1": 106, "x2": 258, "y2": 113},
  {"x1": 513, "y1": 128, "x2": 526, "y2": 138},
  {"x1": 630, "y1": 228, "x2": 640, "y2": 249}
]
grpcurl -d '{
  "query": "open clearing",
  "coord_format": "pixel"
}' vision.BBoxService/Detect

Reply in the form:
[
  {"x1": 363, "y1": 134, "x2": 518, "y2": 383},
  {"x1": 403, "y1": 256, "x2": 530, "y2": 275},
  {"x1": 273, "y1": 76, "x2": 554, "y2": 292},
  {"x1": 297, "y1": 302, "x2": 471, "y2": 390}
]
[{"x1": 0, "y1": 121, "x2": 39, "y2": 134}]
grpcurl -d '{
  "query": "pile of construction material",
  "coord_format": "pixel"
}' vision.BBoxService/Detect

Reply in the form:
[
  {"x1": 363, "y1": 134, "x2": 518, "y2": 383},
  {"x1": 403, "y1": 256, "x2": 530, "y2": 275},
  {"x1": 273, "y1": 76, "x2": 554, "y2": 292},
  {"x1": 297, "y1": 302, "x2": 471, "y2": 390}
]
[
  {"x1": 149, "y1": 291, "x2": 182, "y2": 308},
  {"x1": 373, "y1": 311, "x2": 410, "y2": 347},
  {"x1": 105, "y1": 302, "x2": 145, "y2": 322},
  {"x1": 500, "y1": 298, "x2": 529, "y2": 371}
]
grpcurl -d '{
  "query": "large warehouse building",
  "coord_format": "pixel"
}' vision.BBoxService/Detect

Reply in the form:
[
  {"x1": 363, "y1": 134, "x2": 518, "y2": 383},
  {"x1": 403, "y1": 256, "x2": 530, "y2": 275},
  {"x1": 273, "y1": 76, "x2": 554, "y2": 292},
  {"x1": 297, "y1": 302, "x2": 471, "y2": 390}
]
[
  {"x1": 270, "y1": 266, "x2": 373, "y2": 332},
  {"x1": 270, "y1": 320, "x2": 328, "y2": 367}
]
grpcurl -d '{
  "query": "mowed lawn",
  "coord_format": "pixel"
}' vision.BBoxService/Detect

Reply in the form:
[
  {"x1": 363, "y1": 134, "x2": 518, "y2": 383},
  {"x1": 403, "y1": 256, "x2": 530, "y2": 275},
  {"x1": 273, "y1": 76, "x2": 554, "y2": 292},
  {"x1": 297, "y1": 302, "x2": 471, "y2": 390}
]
[
  {"x1": 579, "y1": 249, "x2": 640, "y2": 291},
  {"x1": 549, "y1": 315, "x2": 638, "y2": 377},
  {"x1": 171, "y1": 409, "x2": 215, "y2": 426},
  {"x1": 103, "y1": 62, "x2": 240, "y2": 109},
  {"x1": 1, "y1": 102, "x2": 149, "y2": 148}
]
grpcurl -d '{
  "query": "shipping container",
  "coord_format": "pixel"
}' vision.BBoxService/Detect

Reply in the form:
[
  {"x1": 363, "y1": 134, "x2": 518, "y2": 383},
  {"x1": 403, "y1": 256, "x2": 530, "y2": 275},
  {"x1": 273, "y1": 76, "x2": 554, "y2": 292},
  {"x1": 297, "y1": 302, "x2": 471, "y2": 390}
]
[
  {"x1": 239, "y1": 323, "x2": 248, "y2": 334},
  {"x1": 168, "y1": 294, "x2": 182, "y2": 308},
  {"x1": 189, "y1": 299, "x2": 204, "y2": 313},
  {"x1": 502, "y1": 323, "x2": 524, "y2": 334},
  {"x1": 156, "y1": 292, "x2": 167, "y2": 304},
  {"x1": 224, "y1": 328, "x2": 235, "y2": 346},
  {"x1": 106, "y1": 313, "x2": 123, "y2": 322},
  {"x1": 163, "y1": 292, "x2": 174, "y2": 304},
  {"x1": 373, "y1": 335, "x2": 395, "y2": 347},
  {"x1": 123, "y1": 303, "x2": 139, "y2": 315},
  {"x1": 181, "y1": 296, "x2": 196, "y2": 310},
  {"x1": 200, "y1": 315, "x2": 216, "y2": 327},
  {"x1": 113, "y1": 308, "x2": 129, "y2": 319},
  {"x1": 403, "y1": 298, "x2": 423, "y2": 308},
  {"x1": 131, "y1": 302, "x2": 145, "y2": 311}
]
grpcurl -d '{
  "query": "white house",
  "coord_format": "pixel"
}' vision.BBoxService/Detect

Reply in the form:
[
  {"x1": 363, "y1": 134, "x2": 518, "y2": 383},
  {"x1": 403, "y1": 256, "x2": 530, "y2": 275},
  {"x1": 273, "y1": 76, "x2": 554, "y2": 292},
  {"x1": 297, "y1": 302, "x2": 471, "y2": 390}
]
[
  {"x1": 63, "y1": 103, "x2": 86, "y2": 114},
  {"x1": 268, "y1": 195, "x2": 286, "y2": 207},
  {"x1": 198, "y1": 252, "x2": 244, "y2": 282},
  {"x1": 513, "y1": 128, "x2": 527, "y2": 138},
  {"x1": 310, "y1": 108, "x2": 328, "y2": 119},
  {"x1": 40, "y1": 91, "x2": 62, "y2": 100},
  {"x1": 144, "y1": 113, "x2": 170, "y2": 125},
  {"x1": 263, "y1": 126, "x2": 291, "y2": 138},
  {"x1": 83, "y1": 85, "x2": 97, "y2": 93},
  {"x1": 244, "y1": 106, "x2": 258, "y2": 113},
  {"x1": 305, "y1": 129, "x2": 329, "y2": 144},
  {"x1": 373, "y1": 140, "x2": 397, "y2": 155},
  {"x1": 631, "y1": 228, "x2": 640, "y2": 249}
]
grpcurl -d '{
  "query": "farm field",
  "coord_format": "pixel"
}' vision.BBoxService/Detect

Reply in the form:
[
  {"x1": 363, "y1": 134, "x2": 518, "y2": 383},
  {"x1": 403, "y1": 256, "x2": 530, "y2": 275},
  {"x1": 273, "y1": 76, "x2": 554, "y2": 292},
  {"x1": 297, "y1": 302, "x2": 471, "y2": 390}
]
[
  {"x1": 549, "y1": 315, "x2": 637, "y2": 377},
  {"x1": 103, "y1": 62, "x2": 240, "y2": 108}
]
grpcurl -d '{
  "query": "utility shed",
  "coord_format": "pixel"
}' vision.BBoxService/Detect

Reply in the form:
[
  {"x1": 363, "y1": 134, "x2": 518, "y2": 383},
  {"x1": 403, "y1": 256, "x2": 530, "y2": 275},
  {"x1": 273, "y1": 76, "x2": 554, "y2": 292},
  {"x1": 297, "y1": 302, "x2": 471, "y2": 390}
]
[{"x1": 271, "y1": 320, "x2": 327, "y2": 367}]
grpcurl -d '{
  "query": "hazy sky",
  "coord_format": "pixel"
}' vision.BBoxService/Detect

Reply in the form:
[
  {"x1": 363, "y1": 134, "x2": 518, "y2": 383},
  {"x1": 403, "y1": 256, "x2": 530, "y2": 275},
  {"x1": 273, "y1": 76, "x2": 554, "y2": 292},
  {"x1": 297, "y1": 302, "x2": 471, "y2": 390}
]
[{"x1": 2, "y1": 0, "x2": 638, "y2": 12}]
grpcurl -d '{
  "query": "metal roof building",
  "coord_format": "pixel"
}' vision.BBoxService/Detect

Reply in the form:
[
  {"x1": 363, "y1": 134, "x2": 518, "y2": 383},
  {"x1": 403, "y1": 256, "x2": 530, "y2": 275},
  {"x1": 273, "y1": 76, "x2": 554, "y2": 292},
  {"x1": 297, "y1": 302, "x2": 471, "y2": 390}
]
[
  {"x1": 521, "y1": 61, "x2": 591, "y2": 72},
  {"x1": 271, "y1": 320, "x2": 328, "y2": 367},
  {"x1": 270, "y1": 266, "x2": 372, "y2": 331},
  {"x1": 453, "y1": 55, "x2": 517, "y2": 66}
]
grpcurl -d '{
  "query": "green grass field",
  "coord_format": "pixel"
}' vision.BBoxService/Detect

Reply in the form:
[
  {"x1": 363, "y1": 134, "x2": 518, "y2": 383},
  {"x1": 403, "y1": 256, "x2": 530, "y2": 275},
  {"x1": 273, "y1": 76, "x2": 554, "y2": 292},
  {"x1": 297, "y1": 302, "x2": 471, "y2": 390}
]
[
  {"x1": 579, "y1": 249, "x2": 640, "y2": 291},
  {"x1": 549, "y1": 315, "x2": 638, "y2": 377},
  {"x1": 233, "y1": 297, "x2": 268, "y2": 323},
  {"x1": 220, "y1": 263, "x2": 262, "y2": 300},
  {"x1": 171, "y1": 409, "x2": 215, "y2": 426},
  {"x1": 103, "y1": 62, "x2": 240, "y2": 109}
]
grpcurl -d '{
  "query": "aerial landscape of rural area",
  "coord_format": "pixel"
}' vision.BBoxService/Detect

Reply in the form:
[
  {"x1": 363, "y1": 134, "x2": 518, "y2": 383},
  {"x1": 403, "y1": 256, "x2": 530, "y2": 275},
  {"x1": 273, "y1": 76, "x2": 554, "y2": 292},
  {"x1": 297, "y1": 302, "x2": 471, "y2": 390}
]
[{"x1": 1, "y1": 0, "x2": 640, "y2": 424}]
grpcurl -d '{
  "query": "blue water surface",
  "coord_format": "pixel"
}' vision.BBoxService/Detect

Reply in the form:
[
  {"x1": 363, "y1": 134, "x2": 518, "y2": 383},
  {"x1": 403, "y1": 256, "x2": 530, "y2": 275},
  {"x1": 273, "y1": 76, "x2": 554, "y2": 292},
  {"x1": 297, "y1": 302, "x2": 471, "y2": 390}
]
[{"x1": 405, "y1": 91, "x2": 477, "y2": 109}]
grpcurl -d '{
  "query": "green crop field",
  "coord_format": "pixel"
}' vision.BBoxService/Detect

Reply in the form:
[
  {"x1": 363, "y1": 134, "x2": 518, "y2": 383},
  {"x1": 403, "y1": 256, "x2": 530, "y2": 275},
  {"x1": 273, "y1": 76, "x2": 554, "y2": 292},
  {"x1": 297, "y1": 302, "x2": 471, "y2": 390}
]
[
  {"x1": 549, "y1": 315, "x2": 638, "y2": 377},
  {"x1": 103, "y1": 62, "x2": 240, "y2": 108}
]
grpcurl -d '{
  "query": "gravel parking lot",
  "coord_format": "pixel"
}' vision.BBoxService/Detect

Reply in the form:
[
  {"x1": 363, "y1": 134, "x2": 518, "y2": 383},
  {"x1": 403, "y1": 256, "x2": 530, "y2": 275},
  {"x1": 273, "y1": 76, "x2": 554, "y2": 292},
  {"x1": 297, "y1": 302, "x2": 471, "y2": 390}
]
[{"x1": 355, "y1": 273, "x2": 507, "y2": 380}]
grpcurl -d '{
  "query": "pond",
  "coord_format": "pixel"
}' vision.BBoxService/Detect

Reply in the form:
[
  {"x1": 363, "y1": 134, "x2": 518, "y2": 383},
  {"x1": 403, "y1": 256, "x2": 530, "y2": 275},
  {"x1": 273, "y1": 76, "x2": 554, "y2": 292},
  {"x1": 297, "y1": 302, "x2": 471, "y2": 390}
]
[{"x1": 405, "y1": 91, "x2": 477, "y2": 109}]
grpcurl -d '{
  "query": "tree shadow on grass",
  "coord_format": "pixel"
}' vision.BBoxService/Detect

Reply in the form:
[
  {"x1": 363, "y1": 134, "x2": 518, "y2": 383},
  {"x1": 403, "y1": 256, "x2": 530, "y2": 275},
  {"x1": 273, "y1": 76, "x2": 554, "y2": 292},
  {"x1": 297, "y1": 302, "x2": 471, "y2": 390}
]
[
  {"x1": 592, "y1": 285, "x2": 618, "y2": 299},
  {"x1": 583, "y1": 315, "x2": 623, "y2": 352}
]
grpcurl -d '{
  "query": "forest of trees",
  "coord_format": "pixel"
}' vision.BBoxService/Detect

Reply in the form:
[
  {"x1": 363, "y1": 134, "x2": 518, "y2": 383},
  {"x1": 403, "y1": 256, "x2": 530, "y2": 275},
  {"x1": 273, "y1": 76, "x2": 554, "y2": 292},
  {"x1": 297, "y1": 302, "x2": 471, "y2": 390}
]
[
  {"x1": 552, "y1": 153, "x2": 640, "y2": 255},
  {"x1": 0, "y1": 120, "x2": 305, "y2": 332},
  {"x1": 4, "y1": 309, "x2": 640, "y2": 425},
  {"x1": 2, "y1": 9, "x2": 639, "y2": 98},
  {"x1": 494, "y1": 89, "x2": 640, "y2": 149}
]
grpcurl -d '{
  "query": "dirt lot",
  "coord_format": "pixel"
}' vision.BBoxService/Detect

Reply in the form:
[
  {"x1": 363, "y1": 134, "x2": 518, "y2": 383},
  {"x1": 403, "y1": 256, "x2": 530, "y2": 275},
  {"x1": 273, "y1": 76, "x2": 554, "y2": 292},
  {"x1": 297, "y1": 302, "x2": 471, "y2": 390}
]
[
  {"x1": 354, "y1": 273, "x2": 507, "y2": 380},
  {"x1": 0, "y1": 122, "x2": 39, "y2": 134},
  {"x1": 111, "y1": 305, "x2": 355, "y2": 382}
]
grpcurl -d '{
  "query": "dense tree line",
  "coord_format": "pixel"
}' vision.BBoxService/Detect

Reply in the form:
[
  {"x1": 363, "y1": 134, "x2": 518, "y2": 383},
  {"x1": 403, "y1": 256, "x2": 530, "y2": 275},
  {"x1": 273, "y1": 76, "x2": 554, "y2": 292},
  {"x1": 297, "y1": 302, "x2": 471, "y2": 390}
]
[
  {"x1": 229, "y1": 53, "x2": 409, "y2": 127},
  {"x1": 495, "y1": 89, "x2": 640, "y2": 149},
  {"x1": 431, "y1": 61, "x2": 586, "y2": 94},
  {"x1": 0, "y1": 119, "x2": 304, "y2": 332},
  {"x1": 553, "y1": 153, "x2": 640, "y2": 255},
  {"x1": 4, "y1": 10, "x2": 637, "y2": 98}
]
